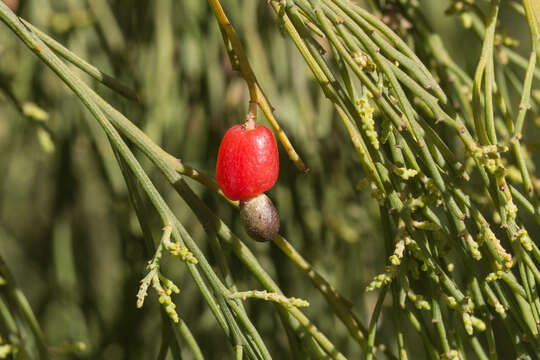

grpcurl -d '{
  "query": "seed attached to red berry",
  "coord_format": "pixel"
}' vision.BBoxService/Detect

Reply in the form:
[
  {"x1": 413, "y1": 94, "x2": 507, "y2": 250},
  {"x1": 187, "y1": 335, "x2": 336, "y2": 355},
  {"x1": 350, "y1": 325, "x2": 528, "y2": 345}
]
[
  {"x1": 216, "y1": 124, "x2": 280, "y2": 242},
  {"x1": 239, "y1": 194, "x2": 280, "y2": 242}
]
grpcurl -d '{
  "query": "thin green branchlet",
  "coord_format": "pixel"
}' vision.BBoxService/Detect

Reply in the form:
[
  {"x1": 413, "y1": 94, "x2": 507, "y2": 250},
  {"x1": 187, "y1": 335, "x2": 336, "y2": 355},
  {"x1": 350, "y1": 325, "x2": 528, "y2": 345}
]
[{"x1": 1, "y1": 0, "x2": 540, "y2": 358}]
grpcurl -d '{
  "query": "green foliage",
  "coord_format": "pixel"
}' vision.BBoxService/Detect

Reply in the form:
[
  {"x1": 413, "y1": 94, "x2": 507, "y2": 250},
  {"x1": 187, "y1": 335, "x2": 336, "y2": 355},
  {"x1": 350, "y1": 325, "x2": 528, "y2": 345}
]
[{"x1": 0, "y1": 0, "x2": 539, "y2": 359}]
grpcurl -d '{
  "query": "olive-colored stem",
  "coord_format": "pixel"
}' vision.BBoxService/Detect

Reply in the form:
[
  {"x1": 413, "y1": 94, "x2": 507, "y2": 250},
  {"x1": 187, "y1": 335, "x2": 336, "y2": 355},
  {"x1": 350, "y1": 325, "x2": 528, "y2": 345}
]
[{"x1": 207, "y1": 0, "x2": 307, "y2": 172}]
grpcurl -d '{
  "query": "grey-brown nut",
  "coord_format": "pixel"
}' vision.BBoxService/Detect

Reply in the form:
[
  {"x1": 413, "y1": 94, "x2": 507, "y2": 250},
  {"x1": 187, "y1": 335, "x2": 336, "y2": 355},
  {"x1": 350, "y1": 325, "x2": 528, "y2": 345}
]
[{"x1": 239, "y1": 194, "x2": 280, "y2": 242}]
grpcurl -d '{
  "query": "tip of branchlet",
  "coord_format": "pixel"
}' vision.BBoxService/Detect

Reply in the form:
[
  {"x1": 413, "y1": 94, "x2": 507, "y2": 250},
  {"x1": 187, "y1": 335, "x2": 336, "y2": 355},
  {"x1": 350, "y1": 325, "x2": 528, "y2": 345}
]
[{"x1": 239, "y1": 194, "x2": 280, "y2": 242}]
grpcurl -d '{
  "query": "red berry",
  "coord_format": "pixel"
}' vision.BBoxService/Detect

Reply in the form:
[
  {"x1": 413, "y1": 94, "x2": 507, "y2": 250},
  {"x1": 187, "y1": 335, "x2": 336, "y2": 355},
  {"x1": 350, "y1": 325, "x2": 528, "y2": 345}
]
[{"x1": 216, "y1": 124, "x2": 279, "y2": 201}]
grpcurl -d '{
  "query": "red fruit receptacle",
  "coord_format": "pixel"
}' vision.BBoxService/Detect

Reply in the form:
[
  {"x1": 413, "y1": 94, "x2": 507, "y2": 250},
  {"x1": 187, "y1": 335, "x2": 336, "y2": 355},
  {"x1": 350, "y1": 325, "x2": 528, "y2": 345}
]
[{"x1": 216, "y1": 124, "x2": 279, "y2": 201}]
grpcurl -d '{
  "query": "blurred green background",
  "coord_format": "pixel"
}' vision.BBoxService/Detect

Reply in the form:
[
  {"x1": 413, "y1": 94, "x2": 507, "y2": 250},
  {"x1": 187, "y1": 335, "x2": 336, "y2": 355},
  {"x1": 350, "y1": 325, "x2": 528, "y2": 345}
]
[{"x1": 0, "y1": 0, "x2": 535, "y2": 359}]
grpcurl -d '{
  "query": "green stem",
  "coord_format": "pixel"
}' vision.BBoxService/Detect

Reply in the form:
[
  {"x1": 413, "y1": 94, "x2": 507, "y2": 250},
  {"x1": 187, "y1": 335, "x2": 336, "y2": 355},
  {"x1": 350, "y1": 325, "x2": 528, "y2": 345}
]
[
  {"x1": 0, "y1": 256, "x2": 48, "y2": 360},
  {"x1": 366, "y1": 286, "x2": 387, "y2": 360},
  {"x1": 20, "y1": 19, "x2": 140, "y2": 103}
]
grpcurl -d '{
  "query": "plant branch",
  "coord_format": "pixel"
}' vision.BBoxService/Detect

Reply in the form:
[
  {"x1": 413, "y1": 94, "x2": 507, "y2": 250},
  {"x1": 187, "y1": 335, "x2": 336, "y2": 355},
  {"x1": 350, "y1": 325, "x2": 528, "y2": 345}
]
[{"x1": 207, "y1": 0, "x2": 308, "y2": 172}]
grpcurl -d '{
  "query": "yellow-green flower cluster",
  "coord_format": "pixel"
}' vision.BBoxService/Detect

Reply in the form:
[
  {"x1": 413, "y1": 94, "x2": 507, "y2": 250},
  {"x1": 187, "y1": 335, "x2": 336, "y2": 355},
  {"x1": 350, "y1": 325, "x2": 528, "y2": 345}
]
[
  {"x1": 405, "y1": 196, "x2": 425, "y2": 212},
  {"x1": 408, "y1": 291, "x2": 430, "y2": 311},
  {"x1": 22, "y1": 102, "x2": 49, "y2": 121},
  {"x1": 0, "y1": 336, "x2": 15, "y2": 359},
  {"x1": 412, "y1": 220, "x2": 440, "y2": 231},
  {"x1": 136, "y1": 273, "x2": 152, "y2": 308},
  {"x1": 366, "y1": 272, "x2": 392, "y2": 292},
  {"x1": 465, "y1": 233, "x2": 482, "y2": 260},
  {"x1": 351, "y1": 51, "x2": 376, "y2": 72},
  {"x1": 160, "y1": 225, "x2": 197, "y2": 264},
  {"x1": 441, "y1": 350, "x2": 459, "y2": 360},
  {"x1": 462, "y1": 312, "x2": 486, "y2": 335},
  {"x1": 368, "y1": 232, "x2": 410, "y2": 292},
  {"x1": 494, "y1": 303, "x2": 505, "y2": 314},
  {"x1": 394, "y1": 167, "x2": 418, "y2": 180},
  {"x1": 487, "y1": 296, "x2": 506, "y2": 315},
  {"x1": 418, "y1": 175, "x2": 442, "y2": 205},
  {"x1": 468, "y1": 144, "x2": 508, "y2": 174},
  {"x1": 516, "y1": 228, "x2": 532, "y2": 251},
  {"x1": 485, "y1": 271, "x2": 503, "y2": 282},
  {"x1": 504, "y1": 199, "x2": 518, "y2": 222},
  {"x1": 230, "y1": 290, "x2": 309, "y2": 308},
  {"x1": 481, "y1": 225, "x2": 513, "y2": 268},
  {"x1": 446, "y1": 0, "x2": 468, "y2": 15},
  {"x1": 444, "y1": 295, "x2": 458, "y2": 309},
  {"x1": 55, "y1": 342, "x2": 86, "y2": 355},
  {"x1": 356, "y1": 97, "x2": 379, "y2": 150},
  {"x1": 494, "y1": 33, "x2": 519, "y2": 47},
  {"x1": 389, "y1": 239, "x2": 406, "y2": 266},
  {"x1": 165, "y1": 241, "x2": 198, "y2": 264},
  {"x1": 137, "y1": 259, "x2": 181, "y2": 323},
  {"x1": 153, "y1": 274, "x2": 180, "y2": 323},
  {"x1": 160, "y1": 274, "x2": 180, "y2": 295},
  {"x1": 404, "y1": 238, "x2": 431, "y2": 275}
]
